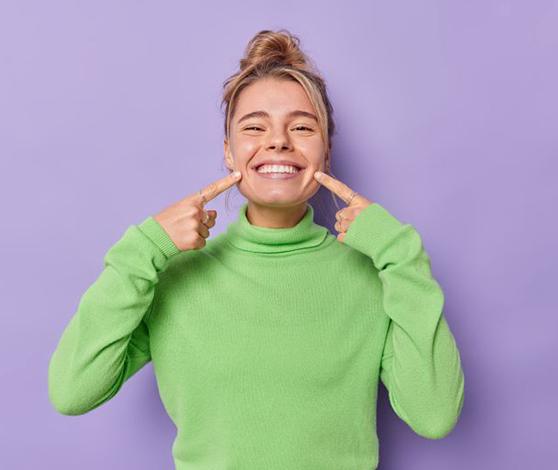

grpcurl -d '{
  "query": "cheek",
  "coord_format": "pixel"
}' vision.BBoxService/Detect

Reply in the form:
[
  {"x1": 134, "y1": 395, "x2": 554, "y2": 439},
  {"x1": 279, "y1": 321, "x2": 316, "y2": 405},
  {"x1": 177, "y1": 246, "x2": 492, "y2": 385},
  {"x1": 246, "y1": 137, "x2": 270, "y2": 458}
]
[
  {"x1": 235, "y1": 139, "x2": 260, "y2": 159},
  {"x1": 229, "y1": 143, "x2": 255, "y2": 170},
  {"x1": 297, "y1": 141, "x2": 325, "y2": 167}
]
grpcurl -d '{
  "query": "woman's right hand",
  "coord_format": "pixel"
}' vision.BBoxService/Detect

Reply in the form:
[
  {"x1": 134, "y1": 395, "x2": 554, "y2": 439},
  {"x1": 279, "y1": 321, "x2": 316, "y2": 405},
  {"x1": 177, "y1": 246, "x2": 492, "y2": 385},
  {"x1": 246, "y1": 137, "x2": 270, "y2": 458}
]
[{"x1": 153, "y1": 170, "x2": 242, "y2": 252}]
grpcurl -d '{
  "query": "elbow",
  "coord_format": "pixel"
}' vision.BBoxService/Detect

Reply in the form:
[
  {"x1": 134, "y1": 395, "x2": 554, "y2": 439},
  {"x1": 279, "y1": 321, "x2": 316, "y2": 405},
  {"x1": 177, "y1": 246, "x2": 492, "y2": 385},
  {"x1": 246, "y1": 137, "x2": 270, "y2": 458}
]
[
  {"x1": 48, "y1": 382, "x2": 107, "y2": 416},
  {"x1": 414, "y1": 393, "x2": 465, "y2": 440},
  {"x1": 50, "y1": 400, "x2": 87, "y2": 417},
  {"x1": 48, "y1": 362, "x2": 74, "y2": 415},
  {"x1": 420, "y1": 368, "x2": 466, "y2": 440},
  {"x1": 48, "y1": 386, "x2": 87, "y2": 416},
  {"x1": 414, "y1": 416, "x2": 459, "y2": 440},
  {"x1": 48, "y1": 361, "x2": 93, "y2": 416},
  {"x1": 48, "y1": 363, "x2": 125, "y2": 417},
  {"x1": 48, "y1": 375, "x2": 90, "y2": 416}
]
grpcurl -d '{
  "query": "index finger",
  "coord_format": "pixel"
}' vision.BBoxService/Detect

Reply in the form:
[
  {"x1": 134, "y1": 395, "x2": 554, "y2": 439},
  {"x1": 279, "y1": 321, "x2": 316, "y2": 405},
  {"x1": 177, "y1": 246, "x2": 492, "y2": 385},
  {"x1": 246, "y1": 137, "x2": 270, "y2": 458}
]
[
  {"x1": 198, "y1": 171, "x2": 242, "y2": 205},
  {"x1": 315, "y1": 172, "x2": 357, "y2": 205}
]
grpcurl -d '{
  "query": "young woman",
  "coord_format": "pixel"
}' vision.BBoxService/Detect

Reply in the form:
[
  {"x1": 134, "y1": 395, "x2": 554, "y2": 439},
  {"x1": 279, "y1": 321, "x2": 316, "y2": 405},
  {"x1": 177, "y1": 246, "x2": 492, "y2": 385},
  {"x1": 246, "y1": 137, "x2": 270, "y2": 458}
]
[{"x1": 49, "y1": 29, "x2": 465, "y2": 469}]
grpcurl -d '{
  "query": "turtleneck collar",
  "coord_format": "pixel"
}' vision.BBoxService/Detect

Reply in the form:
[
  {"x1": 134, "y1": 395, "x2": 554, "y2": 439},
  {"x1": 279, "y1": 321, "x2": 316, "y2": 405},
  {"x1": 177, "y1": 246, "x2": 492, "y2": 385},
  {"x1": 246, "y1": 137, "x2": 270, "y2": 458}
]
[{"x1": 225, "y1": 202, "x2": 330, "y2": 254}]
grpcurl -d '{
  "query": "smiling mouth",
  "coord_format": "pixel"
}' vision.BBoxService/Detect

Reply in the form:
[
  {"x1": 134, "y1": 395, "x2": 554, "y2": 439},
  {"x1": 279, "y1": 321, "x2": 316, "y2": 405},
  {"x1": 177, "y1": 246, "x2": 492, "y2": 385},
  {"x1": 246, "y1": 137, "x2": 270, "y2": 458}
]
[{"x1": 252, "y1": 165, "x2": 305, "y2": 180}]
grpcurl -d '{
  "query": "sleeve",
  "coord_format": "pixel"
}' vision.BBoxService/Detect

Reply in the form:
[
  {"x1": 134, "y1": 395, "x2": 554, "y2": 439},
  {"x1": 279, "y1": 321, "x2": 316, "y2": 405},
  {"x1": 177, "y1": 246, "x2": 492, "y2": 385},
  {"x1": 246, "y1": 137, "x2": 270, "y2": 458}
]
[
  {"x1": 343, "y1": 203, "x2": 465, "y2": 439},
  {"x1": 48, "y1": 216, "x2": 180, "y2": 416}
]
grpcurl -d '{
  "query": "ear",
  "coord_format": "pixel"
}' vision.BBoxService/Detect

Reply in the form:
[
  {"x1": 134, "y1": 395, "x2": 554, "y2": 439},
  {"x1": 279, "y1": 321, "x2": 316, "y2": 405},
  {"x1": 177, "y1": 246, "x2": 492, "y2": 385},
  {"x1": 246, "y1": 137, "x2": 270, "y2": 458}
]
[{"x1": 223, "y1": 139, "x2": 234, "y2": 172}]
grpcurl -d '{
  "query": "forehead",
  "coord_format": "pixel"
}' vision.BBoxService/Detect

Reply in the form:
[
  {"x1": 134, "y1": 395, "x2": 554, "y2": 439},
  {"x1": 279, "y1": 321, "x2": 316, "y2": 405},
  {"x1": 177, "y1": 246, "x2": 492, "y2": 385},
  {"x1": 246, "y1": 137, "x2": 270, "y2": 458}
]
[{"x1": 234, "y1": 78, "x2": 315, "y2": 118}]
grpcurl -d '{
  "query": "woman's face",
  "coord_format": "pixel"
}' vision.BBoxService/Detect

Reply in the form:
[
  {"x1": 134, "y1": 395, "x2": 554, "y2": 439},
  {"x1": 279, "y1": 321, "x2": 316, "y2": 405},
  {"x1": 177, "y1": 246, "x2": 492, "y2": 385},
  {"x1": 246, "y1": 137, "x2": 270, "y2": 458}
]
[{"x1": 224, "y1": 77, "x2": 327, "y2": 207}]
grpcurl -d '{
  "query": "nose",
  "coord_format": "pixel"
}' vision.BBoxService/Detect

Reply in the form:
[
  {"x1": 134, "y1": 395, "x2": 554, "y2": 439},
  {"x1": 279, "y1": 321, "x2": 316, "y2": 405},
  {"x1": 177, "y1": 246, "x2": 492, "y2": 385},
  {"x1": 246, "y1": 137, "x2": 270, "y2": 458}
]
[{"x1": 266, "y1": 128, "x2": 292, "y2": 152}]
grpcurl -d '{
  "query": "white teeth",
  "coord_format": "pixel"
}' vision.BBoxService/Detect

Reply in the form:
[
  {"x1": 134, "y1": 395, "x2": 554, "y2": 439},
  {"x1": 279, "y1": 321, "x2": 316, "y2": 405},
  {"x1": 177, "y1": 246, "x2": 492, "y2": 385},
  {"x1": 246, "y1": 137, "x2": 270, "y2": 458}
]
[{"x1": 257, "y1": 164, "x2": 300, "y2": 174}]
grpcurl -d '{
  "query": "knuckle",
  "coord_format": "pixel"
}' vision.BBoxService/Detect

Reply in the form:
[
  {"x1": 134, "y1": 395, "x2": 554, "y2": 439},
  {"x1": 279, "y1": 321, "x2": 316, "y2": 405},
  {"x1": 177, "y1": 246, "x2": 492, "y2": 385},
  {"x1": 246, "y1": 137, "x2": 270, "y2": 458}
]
[
  {"x1": 187, "y1": 232, "x2": 200, "y2": 245},
  {"x1": 185, "y1": 205, "x2": 199, "y2": 217},
  {"x1": 190, "y1": 235, "x2": 205, "y2": 250},
  {"x1": 205, "y1": 182, "x2": 217, "y2": 196}
]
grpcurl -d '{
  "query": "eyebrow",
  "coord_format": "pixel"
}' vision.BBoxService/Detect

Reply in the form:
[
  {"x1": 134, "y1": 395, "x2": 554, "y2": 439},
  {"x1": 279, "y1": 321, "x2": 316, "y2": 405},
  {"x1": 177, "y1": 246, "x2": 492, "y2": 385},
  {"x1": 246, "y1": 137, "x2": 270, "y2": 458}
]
[{"x1": 237, "y1": 110, "x2": 318, "y2": 124}]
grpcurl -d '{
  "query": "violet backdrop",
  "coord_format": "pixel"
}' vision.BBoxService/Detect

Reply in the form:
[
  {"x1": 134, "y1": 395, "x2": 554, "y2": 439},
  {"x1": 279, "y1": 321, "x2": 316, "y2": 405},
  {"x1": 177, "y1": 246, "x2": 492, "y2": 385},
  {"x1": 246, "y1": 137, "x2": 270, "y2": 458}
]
[{"x1": 1, "y1": 0, "x2": 556, "y2": 468}]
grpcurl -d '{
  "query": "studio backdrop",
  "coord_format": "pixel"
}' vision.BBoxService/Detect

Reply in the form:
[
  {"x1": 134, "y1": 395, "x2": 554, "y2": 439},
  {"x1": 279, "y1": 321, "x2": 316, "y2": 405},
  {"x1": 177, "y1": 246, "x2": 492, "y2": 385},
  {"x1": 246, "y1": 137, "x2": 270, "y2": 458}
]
[{"x1": 1, "y1": 1, "x2": 556, "y2": 469}]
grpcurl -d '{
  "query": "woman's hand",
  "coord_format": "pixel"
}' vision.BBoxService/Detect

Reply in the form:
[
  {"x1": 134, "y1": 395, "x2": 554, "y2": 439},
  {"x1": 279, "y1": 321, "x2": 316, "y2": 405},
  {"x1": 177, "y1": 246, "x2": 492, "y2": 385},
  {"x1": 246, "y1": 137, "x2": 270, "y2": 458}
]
[
  {"x1": 153, "y1": 171, "x2": 242, "y2": 252},
  {"x1": 313, "y1": 170, "x2": 374, "y2": 243}
]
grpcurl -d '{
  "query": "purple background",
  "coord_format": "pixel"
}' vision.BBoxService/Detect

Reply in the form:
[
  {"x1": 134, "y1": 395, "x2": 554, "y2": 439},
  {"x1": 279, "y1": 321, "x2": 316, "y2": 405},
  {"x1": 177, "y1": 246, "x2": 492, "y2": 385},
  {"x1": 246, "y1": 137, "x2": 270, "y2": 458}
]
[{"x1": 1, "y1": 1, "x2": 556, "y2": 468}]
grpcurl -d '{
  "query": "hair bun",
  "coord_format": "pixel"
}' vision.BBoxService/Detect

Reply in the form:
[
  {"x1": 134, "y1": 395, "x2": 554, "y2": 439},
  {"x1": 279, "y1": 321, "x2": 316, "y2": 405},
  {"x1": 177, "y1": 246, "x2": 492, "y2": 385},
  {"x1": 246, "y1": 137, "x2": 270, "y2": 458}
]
[{"x1": 240, "y1": 29, "x2": 310, "y2": 72}]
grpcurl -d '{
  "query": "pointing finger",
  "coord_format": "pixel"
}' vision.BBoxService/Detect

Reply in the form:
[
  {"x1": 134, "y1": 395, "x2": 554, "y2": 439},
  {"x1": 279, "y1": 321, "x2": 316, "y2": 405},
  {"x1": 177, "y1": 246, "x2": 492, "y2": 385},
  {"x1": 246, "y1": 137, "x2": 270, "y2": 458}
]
[
  {"x1": 198, "y1": 170, "x2": 242, "y2": 206},
  {"x1": 314, "y1": 171, "x2": 358, "y2": 205}
]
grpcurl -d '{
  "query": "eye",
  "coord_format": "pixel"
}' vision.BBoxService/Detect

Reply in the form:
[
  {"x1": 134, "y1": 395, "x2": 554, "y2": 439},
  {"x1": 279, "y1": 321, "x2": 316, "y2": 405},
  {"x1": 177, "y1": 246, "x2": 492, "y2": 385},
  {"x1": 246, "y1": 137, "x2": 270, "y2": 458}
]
[
  {"x1": 244, "y1": 126, "x2": 263, "y2": 131},
  {"x1": 293, "y1": 125, "x2": 313, "y2": 131}
]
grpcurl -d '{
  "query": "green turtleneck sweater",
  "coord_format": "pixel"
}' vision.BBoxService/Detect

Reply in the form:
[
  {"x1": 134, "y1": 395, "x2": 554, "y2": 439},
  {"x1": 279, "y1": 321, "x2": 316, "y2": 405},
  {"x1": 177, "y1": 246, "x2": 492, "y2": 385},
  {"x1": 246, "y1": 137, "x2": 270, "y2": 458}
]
[{"x1": 48, "y1": 201, "x2": 465, "y2": 469}]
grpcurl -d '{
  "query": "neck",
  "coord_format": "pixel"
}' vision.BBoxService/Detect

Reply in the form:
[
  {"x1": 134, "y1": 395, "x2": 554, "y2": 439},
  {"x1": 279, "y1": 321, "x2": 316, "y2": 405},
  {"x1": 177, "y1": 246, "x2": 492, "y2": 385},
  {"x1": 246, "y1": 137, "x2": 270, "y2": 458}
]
[
  {"x1": 246, "y1": 201, "x2": 309, "y2": 228},
  {"x1": 225, "y1": 201, "x2": 329, "y2": 254}
]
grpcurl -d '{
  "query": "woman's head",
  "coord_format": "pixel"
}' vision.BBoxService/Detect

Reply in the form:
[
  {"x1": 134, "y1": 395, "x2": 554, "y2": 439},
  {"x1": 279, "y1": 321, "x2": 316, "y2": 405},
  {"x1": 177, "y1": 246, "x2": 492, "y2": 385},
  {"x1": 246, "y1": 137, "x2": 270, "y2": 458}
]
[{"x1": 221, "y1": 29, "x2": 336, "y2": 209}]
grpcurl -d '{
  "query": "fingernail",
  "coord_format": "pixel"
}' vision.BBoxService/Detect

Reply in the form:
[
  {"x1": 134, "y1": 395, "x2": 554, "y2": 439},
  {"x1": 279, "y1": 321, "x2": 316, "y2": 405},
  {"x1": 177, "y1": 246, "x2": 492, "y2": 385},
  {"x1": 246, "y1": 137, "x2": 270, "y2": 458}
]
[
  {"x1": 233, "y1": 170, "x2": 241, "y2": 178},
  {"x1": 315, "y1": 171, "x2": 322, "y2": 180}
]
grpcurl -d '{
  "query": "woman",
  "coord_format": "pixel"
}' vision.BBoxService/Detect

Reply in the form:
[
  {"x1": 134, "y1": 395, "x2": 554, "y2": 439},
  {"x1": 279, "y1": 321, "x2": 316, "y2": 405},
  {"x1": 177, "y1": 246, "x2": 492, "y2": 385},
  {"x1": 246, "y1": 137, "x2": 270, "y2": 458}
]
[{"x1": 48, "y1": 29, "x2": 465, "y2": 469}]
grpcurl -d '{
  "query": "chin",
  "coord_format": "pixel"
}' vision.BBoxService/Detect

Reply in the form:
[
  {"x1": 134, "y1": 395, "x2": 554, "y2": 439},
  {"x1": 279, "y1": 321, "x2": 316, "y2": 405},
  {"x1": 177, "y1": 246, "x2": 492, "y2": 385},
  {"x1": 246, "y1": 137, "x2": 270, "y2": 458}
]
[{"x1": 251, "y1": 195, "x2": 307, "y2": 207}]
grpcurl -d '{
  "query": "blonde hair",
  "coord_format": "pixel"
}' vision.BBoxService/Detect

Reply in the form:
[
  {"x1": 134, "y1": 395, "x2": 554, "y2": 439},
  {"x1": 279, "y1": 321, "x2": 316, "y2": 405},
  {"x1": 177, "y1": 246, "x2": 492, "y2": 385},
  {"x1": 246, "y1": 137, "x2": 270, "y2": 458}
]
[{"x1": 220, "y1": 29, "x2": 341, "y2": 211}]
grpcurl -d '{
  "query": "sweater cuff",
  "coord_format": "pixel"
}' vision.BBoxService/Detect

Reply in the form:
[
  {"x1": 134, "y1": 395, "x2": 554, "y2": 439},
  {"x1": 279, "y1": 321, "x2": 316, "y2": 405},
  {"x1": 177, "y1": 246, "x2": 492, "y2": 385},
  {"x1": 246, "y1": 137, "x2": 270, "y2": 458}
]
[
  {"x1": 343, "y1": 203, "x2": 406, "y2": 261},
  {"x1": 137, "y1": 216, "x2": 180, "y2": 259}
]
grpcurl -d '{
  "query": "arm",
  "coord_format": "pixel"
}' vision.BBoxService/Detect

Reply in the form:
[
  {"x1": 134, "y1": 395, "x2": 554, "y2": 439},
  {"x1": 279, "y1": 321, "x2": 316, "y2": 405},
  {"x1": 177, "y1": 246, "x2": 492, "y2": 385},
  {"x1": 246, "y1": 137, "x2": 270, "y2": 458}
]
[
  {"x1": 48, "y1": 216, "x2": 180, "y2": 416},
  {"x1": 344, "y1": 203, "x2": 465, "y2": 439}
]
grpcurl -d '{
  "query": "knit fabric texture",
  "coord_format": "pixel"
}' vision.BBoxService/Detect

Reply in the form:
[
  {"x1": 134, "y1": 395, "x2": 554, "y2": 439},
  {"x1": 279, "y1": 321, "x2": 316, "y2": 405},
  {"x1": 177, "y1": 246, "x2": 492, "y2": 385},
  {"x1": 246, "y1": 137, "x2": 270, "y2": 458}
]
[{"x1": 48, "y1": 201, "x2": 465, "y2": 469}]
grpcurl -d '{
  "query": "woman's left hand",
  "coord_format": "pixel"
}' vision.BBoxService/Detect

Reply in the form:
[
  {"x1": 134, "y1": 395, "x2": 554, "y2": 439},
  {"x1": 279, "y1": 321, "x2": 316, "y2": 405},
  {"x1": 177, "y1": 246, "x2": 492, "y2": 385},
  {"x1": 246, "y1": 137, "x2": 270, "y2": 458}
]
[{"x1": 313, "y1": 171, "x2": 374, "y2": 243}]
